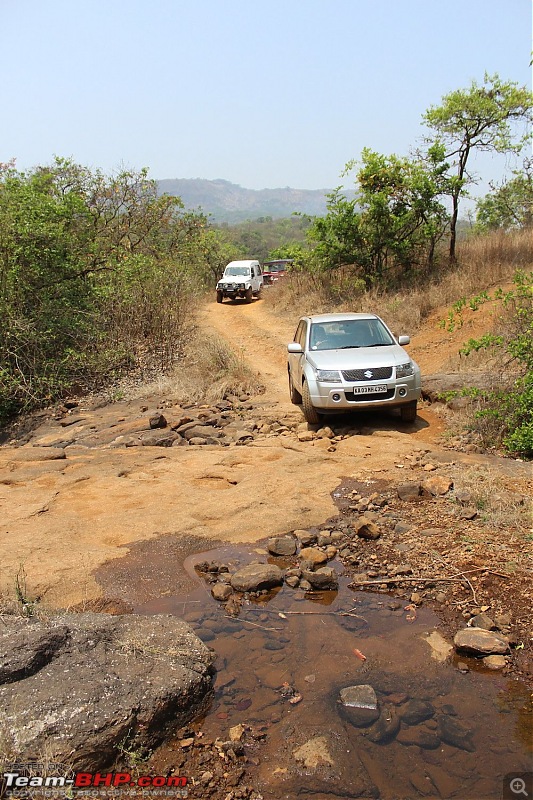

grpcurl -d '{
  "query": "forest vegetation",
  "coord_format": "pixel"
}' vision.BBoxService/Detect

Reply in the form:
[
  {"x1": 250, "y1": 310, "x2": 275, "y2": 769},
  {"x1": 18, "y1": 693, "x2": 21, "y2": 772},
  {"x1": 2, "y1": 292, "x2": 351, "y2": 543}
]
[{"x1": 0, "y1": 73, "x2": 531, "y2": 454}]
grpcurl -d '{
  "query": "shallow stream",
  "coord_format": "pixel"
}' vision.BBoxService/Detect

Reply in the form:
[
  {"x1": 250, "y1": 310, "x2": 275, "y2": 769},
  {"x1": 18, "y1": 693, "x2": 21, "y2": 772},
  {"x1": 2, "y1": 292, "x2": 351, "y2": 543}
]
[{"x1": 135, "y1": 543, "x2": 531, "y2": 800}]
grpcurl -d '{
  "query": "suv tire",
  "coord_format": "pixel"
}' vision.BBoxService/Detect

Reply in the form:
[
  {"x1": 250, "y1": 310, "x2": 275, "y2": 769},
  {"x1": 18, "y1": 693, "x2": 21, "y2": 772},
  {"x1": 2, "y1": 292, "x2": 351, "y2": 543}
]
[
  {"x1": 289, "y1": 373, "x2": 302, "y2": 405},
  {"x1": 216, "y1": 291, "x2": 223, "y2": 304},
  {"x1": 400, "y1": 401, "x2": 417, "y2": 423},
  {"x1": 302, "y1": 381, "x2": 320, "y2": 424}
]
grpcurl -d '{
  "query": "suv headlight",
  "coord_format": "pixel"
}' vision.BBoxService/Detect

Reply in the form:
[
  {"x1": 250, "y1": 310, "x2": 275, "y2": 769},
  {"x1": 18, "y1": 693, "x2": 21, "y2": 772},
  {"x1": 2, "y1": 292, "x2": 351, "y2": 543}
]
[
  {"x1": 396, "y1": 362, "x2": 414, "y2": 378},
  {"x1": 316, "y1": 369, "x2": 342, "y2": 383}
]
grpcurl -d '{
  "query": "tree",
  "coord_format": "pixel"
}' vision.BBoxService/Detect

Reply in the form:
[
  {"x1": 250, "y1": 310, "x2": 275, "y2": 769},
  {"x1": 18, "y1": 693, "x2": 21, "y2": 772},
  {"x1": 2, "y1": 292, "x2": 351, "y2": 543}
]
[
  {"x1": 475, "y1": 158, "x2": 533, "y2": 230},
  {"x1": 0, "y1": 159, "x2": 212, "y2": 419},
  {"x1": 307, "y1": 146, "x2": 450, "y2": 287},
  {"x1": 424, "y1": 73, "x2": 533, "y2": 262}
]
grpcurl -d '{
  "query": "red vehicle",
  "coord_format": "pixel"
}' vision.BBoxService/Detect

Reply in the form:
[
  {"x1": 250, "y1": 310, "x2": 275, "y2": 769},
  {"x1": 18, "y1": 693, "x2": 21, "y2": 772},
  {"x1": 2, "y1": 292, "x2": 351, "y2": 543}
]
[{"x1": 262, "y1": 259, "x2": 292, "y2": 285}]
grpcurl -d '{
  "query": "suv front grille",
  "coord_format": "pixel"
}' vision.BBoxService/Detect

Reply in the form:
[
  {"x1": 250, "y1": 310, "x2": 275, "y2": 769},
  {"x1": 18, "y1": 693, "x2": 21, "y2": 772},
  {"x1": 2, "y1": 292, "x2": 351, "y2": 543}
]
[{"x1": 342, "y1": 366, "x2": 393, "y2": 381}]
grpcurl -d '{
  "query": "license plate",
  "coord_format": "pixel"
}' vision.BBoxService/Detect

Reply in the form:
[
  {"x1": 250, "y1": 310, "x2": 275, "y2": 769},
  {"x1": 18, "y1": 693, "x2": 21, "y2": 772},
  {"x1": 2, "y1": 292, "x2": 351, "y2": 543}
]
[{"x1": 351, "y1": 384, "x2": 388, "y2": 395}]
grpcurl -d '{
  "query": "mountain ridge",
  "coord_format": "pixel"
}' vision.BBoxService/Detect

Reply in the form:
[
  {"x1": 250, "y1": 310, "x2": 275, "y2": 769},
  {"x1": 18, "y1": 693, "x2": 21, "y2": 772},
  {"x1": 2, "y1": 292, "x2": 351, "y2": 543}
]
[{"x1": 156, "y1": 178, "x2": 342, "y2": 223}]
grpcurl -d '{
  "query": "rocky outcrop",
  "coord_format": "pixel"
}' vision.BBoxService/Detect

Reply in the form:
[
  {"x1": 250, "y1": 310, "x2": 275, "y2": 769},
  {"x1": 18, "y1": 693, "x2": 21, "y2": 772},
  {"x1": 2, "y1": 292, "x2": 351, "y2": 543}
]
[{"x1": 0, "y1": 613, "x2": 215, "y2": 770}]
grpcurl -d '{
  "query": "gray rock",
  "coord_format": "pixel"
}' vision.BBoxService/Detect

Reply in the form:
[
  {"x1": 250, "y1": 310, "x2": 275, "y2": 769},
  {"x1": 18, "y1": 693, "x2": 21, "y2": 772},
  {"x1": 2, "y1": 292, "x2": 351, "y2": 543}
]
[
  {"x1": 183, "y1": 425, "x2": 223, "y2": 441},
  {"x1": 268, "y1": 536, "x2": 297, "y2": 556},
  {"x1": 0, "y1": 613, "x2": 215, "y2": 770},
  {"x1": 0, "y1": 624, "x2": 70, "y2": 684},
  {"x1": 339, "y1": 685, "x2": 379, "y2": 727},
  {"x1": 339, "y1": 685, "x2": 377, "y2": 710},
  {"x1": 301, "y1": 567, "x2": 338, "y2": 590},
  {"x1": 422, "y1": 373, "x2": 497, "y2": 403},
  {"x1": 230, "y1": 563, "x2": 284, "y2": 592},
  {"x1": 294, "y1": 530, "x2": 317, "y2": 546},
  {"x1": 470, "y1": 613, "x2": 496, "y2": 631},
  {"x1": 454, "y1": 628, "x2": 510, "y2": 656},
  {"x1": 397, "y1": 483, "x2": 421, "y2": 501},
  {"x1": 149, "y1": 414, "x2": 167, "y2": 429}
]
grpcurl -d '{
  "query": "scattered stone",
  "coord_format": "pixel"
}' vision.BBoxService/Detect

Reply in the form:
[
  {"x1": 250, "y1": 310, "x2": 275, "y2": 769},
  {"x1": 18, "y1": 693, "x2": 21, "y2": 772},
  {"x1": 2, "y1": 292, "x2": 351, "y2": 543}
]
[
  {"x1": 149, "y1": 414, "x2": 167, "y2": 429},
  {"x1": 339, "y1": 685, "x2": 379, "y2": 727},
  {"x1": 396, "y1": 726, "x2": 440, "y2": 749},
  {"x1": 394, "y1": 522, "x2": 411, "y2": 535},
  {"x1": 397, "y1": 483, "x2": 421, "y2": 501},
  {"x1": 494, "y1": 613, "x2": 512, "y2": 629},
  {"x1": 420, "y1": 476, "x2": 453, "y2": 497},
  {"x1": 353, "y1": 517, "x2": 381, "y2": 540},
  {"x1": 294, "y1": 530, "x2": 317, "y2": 546},
  {"x1": 267, "y1": 535, "x2": 297, "y2": 556},
  {"x1": 469, "y1": 613, "x2": 496, "y2": 631},
  {"x1": 229, "y1": 723, "x2": 246, "y2": 742},
  {"x1": 301, "y1": 567, "x2": 338, "y2": 590},
  {"x1": 399, "y1": 699, "x2": 435, "y2": 725},
  {"x1": 298, "y1": 547, "x2": 328, "y2": 568},
  {"x1": 419, "y1": 528, "x2": 442, "y2": 537},
  {"x1": 454, "y1": 628, "x2": 510, "y2": 656},
  {"x1": 230, "y1": 563, "x2": 284, "y2": 593},
  {"x1": 365, "y1": 707, "x2": 400, "y2": 743},
  {"x1": 292, "y1": 736, "x2": 334, "y2": 769},
  {"x1": 459, "y1": 507, "x2": 478, "y2": 520},
  {"x1": 285, "y1": 576, "x2": 300, "y2": 588},
  {"x1": 423, "y1": 631, "x2": 453, "y2": 662},
  {"x1": 211, "y1": 584, "x2": 233, "y2": 602},
  {"x1": 482, "y1": 655, "x2": 507, "y2": 670},
  {"x1": 438, "y1": 715, "x2": 475, "y2": 752}
]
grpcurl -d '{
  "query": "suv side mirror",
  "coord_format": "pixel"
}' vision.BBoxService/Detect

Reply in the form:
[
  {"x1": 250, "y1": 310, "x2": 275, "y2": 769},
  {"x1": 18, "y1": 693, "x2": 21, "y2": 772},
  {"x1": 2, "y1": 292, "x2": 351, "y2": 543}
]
[
  {"x1": 398, "y1": 335, "x2": 410, "y2": 345},
  {"x1": 288, "y1": 342, "x2": 303, "y2": 354}
]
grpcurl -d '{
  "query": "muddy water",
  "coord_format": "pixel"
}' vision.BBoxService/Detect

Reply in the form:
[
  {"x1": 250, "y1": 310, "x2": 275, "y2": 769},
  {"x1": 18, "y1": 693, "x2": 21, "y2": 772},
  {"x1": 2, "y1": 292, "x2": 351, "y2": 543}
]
[{"x1": 136, "y1": 545, "x2": 531, "y2": 800}]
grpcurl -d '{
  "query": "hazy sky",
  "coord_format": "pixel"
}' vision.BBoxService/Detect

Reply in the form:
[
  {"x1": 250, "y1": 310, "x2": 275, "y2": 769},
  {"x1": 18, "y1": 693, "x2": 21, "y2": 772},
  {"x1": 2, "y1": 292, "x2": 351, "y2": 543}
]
[{"x1": 2, "y1": 0, "x2": 531, "y2": 195}]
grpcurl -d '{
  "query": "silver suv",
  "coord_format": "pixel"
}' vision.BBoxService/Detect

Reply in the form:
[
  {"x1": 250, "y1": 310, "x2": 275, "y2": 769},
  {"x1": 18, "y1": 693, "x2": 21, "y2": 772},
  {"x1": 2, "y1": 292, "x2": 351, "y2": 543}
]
[
  {"x1": 287, "y1": 313, "x2": 421, "y2": 424},
  {"x1": 216, "y1": 260, "x2": 263, "y2": 303}
]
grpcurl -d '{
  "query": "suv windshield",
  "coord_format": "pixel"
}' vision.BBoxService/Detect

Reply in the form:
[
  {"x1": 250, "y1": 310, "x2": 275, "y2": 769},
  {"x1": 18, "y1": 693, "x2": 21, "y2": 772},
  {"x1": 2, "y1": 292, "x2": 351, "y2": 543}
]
[
  {"x1": 225, "y1": 266, "x2": 251, "y2": 277},
  {"x1": 309, "y1": 319, "x2": 394, "y2": 351}
]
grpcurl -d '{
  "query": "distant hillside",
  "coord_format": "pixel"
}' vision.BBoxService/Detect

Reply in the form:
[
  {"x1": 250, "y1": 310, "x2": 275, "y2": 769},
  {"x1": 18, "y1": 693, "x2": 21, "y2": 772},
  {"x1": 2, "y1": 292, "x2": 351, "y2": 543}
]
[{"x1": 156, "y1": 178, "x2": 337, "y2": 223}]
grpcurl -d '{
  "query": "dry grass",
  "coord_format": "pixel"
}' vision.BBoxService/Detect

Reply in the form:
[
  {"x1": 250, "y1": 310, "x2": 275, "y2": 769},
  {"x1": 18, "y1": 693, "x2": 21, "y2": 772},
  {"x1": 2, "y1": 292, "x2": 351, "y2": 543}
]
[
  {"x1": 116, "y1": 330, "x2": 265, "y2": 406},
  {"x1": 267, "y1": 228, "x2": 532, "y2": 335},
  {"x1": 452, "y1": 464, "x2": 532, "y2": 537}
]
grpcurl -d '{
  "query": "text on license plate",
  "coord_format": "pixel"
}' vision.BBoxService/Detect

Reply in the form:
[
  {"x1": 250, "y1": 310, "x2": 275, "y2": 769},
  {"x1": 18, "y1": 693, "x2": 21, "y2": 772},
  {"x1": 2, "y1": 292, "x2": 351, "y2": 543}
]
[{"x1": 352, "y1": 384, "x2": 388, "y2": 395}]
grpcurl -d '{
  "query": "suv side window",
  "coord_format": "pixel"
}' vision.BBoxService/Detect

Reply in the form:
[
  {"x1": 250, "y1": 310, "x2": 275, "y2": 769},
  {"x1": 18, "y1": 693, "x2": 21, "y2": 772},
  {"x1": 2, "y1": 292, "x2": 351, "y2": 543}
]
[{"x1": 297, "y1": 321, "x2": 307, "y2": 348}]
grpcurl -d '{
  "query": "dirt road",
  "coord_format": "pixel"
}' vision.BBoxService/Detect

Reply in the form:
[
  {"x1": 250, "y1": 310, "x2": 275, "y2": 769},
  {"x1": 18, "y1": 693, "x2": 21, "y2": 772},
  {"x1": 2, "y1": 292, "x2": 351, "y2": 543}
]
[{"x1": 0, "y1": 296, "x2": 515, "y2": 608}]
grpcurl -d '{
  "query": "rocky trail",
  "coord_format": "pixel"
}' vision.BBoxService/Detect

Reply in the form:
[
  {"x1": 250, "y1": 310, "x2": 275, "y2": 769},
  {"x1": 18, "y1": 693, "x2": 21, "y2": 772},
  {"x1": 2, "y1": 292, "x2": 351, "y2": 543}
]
[{"x1": 0, "y1": 295, "x2": 531, "y2": 799}]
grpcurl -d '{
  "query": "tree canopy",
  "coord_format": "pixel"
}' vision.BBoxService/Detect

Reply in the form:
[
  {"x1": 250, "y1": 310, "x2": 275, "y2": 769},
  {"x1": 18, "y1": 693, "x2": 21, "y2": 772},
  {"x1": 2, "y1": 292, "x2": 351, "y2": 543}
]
[{"x1": 423, "y1": 73, "x2": 533, "y2": 260}]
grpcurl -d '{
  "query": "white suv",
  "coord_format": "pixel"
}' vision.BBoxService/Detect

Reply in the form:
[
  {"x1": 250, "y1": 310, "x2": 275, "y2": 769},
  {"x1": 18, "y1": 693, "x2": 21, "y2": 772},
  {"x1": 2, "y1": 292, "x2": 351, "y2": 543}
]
[{"x1": 216, "y1": 260, "x2": 263, "y2": 303}]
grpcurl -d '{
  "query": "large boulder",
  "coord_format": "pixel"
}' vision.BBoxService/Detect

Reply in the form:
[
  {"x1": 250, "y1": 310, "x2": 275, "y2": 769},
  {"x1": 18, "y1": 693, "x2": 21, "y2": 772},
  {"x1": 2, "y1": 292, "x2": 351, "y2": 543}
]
[{"x1": 0, "y1": 613, "x2": 215, "y2": 770}]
